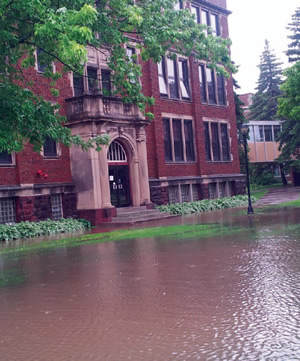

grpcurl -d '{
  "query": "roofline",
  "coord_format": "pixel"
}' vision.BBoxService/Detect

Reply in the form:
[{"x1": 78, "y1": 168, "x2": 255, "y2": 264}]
[{"x1": 191, "y1": 0, "x2": 231, "y2": 15}]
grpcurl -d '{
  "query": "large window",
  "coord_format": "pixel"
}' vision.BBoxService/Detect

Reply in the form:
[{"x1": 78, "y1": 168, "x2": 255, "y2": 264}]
[
  {"x1": 158, "y1": 56, "x2": 190, "y2": 100},
  {"x1": 249, "y1": 124, "x2": 282, "y2": 143},
  {"x1": 204, "y1": 121, "x2": 231, "y2": 162},
  {"x1": 73, "y1": 68, "x2": 111, "y2": 96},
  {"x1": 199, "y1": 64, "x2": 226, "y2": 106},
  {"x1": 191, "y1": 5, "x2": 220, "y2": 36},
  {"x1": 0, "y1": 151, "x2": 13, "y2": 165},
  {"x1": 163, "y1": 117, "x2": 195, "y2": 162}
]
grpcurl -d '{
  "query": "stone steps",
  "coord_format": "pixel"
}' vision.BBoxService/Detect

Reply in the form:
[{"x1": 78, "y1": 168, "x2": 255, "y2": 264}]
[{"x1": 111, "y1": 206, "x2": 174, "y2": 224}]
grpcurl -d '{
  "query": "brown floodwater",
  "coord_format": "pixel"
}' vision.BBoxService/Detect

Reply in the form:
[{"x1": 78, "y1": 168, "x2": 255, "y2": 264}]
[{"x1": 0, "y1": 208, "x2": 299, "y2": 361}]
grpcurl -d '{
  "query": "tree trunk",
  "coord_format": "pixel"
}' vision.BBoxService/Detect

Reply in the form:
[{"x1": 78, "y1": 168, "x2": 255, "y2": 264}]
[{"x1": 279, "y1": 163, "x2": 288, "y2": 186}]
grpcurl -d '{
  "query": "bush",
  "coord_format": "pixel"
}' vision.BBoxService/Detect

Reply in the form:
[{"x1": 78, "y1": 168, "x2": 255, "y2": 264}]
[
  {"x1": 0, "y1": 218, "x2": 91, "y2": 242},
  {"x1": 157, "y1": 195, "x2": 257, "y2": 215}
]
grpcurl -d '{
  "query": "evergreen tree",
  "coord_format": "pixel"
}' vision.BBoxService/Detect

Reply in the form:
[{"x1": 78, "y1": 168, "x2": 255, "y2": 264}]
[
  {"x1": 249, "y1": 40, "x2": 283, "y2": 120},
  {"x1": 286, "y1": 7, "x2": 300, "y2": 63}
]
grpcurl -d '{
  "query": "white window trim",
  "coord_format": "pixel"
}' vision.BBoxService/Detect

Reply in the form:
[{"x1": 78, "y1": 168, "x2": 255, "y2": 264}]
[
  {"x1": 199, "y1": 62, "x2": 227, "y2": 106},
  {"x1": 158, "y1": 54, "x2": 192, "y2": 101},
  {"x1": 0, "y1": 151, "x2": 16, "y2": 167},
  {"x1": 35, "y1": 49, "x2": 56, "y2": 74},
  {"x1": 203, "y1": 118, "x2": 232, "y2": 162},
  {"x1": 162, "y1": 113, "x2": 196, "y2": 163}
]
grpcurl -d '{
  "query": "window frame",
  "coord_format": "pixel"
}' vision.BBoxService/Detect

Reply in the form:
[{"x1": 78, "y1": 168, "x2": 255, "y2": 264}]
[
  {"x1": 158, "y1": 55, "x2": 191, "y2": 101},
  {"x1": 36, "y1": 48, "x2": 55, "y2": 74},
  {"x1": 0, "y1": 150, "x2": 15, "y2": 167},
  {"x1": 162, "y1": 116, "x2": 196, "y2": 163},
  {"x1": 43, "y1": 136, "x2": 60, "y2": 159},
  {"x1": 203, "y1": 120, "x2": 231, "y2": 162},
  {"x1": 199, "y1": 63, "x2": 227, "y2": 106},
  {"x1": 191, "y1": 4, "x2": 221, "y2": 36}
]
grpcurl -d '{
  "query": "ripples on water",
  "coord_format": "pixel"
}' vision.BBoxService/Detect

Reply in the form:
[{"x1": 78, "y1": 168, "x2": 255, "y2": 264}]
[{"x1": 0, "y1": 209, "x2": 299, "y2": 361}]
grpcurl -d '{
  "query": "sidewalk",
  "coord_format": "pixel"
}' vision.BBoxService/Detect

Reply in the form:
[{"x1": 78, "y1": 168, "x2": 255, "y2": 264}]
[{"x1": 255, "y1": 186, "x2": 300, "y2": 206}]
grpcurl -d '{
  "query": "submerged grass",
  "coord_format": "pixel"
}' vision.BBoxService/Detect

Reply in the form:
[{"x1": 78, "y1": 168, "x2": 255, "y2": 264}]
[{"x1": 0, "y1": 223, "x2": 244, "y2": 258}]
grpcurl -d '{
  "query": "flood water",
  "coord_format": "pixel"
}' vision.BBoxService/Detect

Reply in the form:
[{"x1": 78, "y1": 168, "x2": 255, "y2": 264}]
[{"x1": 0, "y1": 208, "x2": 299, "y2": 361}]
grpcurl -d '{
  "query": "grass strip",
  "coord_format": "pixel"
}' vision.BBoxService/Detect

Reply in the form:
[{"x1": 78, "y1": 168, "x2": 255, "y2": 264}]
[{"x1": 0, "y1": 223, "x2": 244, "y2": 257}]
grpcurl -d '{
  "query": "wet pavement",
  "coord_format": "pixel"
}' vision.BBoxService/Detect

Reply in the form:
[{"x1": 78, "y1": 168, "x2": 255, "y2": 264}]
[
  {"x1": 0, "y1": 207, "x2": 299, "y2": 361},
  {"x1": 256, "y1": 186, "x2": 300, "y2": 206}
]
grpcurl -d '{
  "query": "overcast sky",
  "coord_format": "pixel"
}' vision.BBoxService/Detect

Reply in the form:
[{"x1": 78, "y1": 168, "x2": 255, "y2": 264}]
[{"x1": 227, "y1": 0, "x2": 299, "y2": 95}]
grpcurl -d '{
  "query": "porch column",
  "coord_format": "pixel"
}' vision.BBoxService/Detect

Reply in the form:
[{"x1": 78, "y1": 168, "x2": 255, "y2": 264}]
[
  {"x1": 98, "y1": 144, "x2": 113, "y2": 208},
  {"x1": 136, "y1": 126, "x2": 150, "y2": 204}
]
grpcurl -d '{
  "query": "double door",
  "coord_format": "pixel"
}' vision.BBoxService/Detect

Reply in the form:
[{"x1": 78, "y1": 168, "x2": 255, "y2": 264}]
[{"x1": 109, "y1": 165, "x2": 130, "y2": 207}]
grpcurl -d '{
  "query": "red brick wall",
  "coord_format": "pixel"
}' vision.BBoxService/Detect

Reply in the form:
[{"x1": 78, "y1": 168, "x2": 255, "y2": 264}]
[{"x1": 0, "y1": 63, "x2": 73, "y2": 186}]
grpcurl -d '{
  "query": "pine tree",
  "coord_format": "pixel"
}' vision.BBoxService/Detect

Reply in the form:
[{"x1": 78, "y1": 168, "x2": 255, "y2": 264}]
[
  {"x1": 286, "y1": 7, "x2": 300, "y2": 63},
  {"x1": 249, "y1": 40, "x2": 283, "y2": 120}
]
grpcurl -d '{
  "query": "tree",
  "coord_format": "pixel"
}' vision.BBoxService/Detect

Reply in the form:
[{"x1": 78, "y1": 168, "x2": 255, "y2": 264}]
[
  {"x1": 277, "y1": 61, "x2": 300, "y2": 170},
  {"x1": 286, "y1": 7, "x2": 300, "y2": 63},
  {"x1": 249, "y1": 40, "x2": 283, "y2": 120},
  {"x1": 232, "y1": 75, "x2": 247, "y2": 174},
  {"x1": 0, "y1": 0, "x2": 234, "y2": 153}
]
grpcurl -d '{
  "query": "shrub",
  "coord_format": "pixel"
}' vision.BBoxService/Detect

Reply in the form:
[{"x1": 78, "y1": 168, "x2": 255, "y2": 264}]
[
  {"x1": 157, "y1": 195, "x2": 257, "y2": 215},
  {"x1": 0, "y1": 218, "x2": 91, "y2": 242}
]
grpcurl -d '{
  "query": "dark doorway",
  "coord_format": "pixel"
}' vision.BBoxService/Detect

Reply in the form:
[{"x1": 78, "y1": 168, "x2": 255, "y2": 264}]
[{"x1": 109, "y1": 165, "x2": 131, "y2": 207}]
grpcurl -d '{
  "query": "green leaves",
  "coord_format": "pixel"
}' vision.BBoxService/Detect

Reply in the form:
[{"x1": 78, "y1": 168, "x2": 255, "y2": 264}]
[
  {"x1": 0, "y1": 0, "x2": 234, "y2": 152},
  {"x1": 158, "y1": 195, "x2": 258, "y2": 215},
  {"x1": 277, "y1": 61, "x2": 300, "y2": 169},
  {"x1": 0, "y1": 218, "x2": 91, "y2": 242}
]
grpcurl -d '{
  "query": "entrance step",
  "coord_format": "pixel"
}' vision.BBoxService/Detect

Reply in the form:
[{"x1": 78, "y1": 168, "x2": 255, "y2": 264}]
[{"x1": 111, "y1": 206, "x2": 175, "y2": 224}]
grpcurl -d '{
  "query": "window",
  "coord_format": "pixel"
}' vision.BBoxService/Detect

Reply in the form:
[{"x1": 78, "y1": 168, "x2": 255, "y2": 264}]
[
  {"x1": 273, "y1": 125, "x2": 281, "y2": 140},
  {"x1": 51, "y1": 194, "x2": 63, "y2": 220},
  {"x1": 184, "y1": 120, "x2": 195, "y2": 161},
  {"x1": 204, "y1": 121, "x2": 231, "y2": 162},
  {"x1": 264, "y1": 125, "x2": 273, "y2": 142},
  {"x1": 101, "y1": 69, "x2": 111, "y2": 96},
  {"x1": 163, "y1": 119, "x2": 172, "y2": 162},
  {"x1": 44, "y1": 136, "x2": 57, "y2": 158},
  {"x1": 192, "y1": 5, "x2": 220, "y2": 36},
  {"x1": 211, "y1": 14, "x2": 220, "y2": 36},
  {"x1": 199, "y1": 64, "x2": 226, "y2": 106},
  {"x1": 254, "y1": 126, "x2": 264, "y2": 142},
  {"x1": 126, "y1": 47, "x2": 136, "y2": 61},
  {"x1": 181, "y1": 185, "x2": 190, "y2": 203},
  {"x1": 73, "y1": 73, "x2": 84, "y2": 96},
  {"x1": 73, "y1": 68, "x2": 111, "y2": 96},
  {"x1": 163, "y1": 117, "x2": 195, "y2": 162},
  {"x1": 158, "y1": 56, "x2": 190, "y2": 100},
  {"x1": 37, "y1": 48, "x2": 47, "y2": 73},
  {"x1": 0, "y1": 197, "x2": 16, "y2": 224},
  {"x1": 208, "y1": 183, "x2": 217, "y2": 199},
  {"x1": 0, "y1": 151, "x2": 12, "y2": 165},
  {"x1": 173, "y1": 119, "x2": 183, "y2": 161},
  {"x1": 191, "y1": 5, "x2": 200, "y2": 23},
  {"x1": 87, "y1": 67, "x2": 98, "y2": 92},
  {"x1": 168, "y1": 186, "x2": 179, "y2": 204},
  {"x1": 174, "y1": 1, "x2": 183, "y2": 10}
]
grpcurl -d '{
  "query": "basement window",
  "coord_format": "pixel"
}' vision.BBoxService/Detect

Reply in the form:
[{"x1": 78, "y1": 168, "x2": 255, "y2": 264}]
[{"x1": 0, "y1": 197, "x2": 16, "y2": 224}]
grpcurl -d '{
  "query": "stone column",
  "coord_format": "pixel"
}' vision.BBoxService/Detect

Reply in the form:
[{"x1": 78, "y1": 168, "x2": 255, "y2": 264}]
[
  {"x1": 98, "y1": 144, "x2": 113, "y2": 208},
  {"x1": 136, "y1": 126, "x2": 150, "y2": 204}
]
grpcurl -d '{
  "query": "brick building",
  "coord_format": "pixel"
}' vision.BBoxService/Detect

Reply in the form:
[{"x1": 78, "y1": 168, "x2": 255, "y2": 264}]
[{"x1": 0, "y1": 0, "x2": 244, "y2": 225}]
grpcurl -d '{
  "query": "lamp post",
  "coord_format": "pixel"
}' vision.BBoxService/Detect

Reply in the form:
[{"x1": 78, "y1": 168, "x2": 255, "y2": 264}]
[{"x1": 240, "y1": 124, "x2": 254, "y2": 215}]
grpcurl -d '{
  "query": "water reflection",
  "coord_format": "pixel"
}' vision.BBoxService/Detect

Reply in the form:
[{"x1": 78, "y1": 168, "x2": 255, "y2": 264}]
[{"x1": 0, "y1": 208, "x2": 299, "y2": 361}]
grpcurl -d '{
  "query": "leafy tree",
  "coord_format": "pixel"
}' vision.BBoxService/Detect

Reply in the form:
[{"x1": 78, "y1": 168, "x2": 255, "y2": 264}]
[
  {"x1": 277, "y1": 61, "x2": 300, "y2": 170},
  {"x1": 249, "y1": 40, "x2": 283, "y2": 120},
  {"x1": 232, "y1": 75, "x2": 247, "y2": 174},
  {"x1": 0, "y1": 0, "x2": 233, "y2": 153},
  {"x1": 286, "y1": 7, "x2": 300, "y2": 63}
]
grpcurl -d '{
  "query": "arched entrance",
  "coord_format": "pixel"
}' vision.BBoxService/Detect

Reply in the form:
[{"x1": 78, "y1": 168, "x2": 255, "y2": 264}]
[{"x1": 108, "y1": 141, "x2": 131, "y2": 207}]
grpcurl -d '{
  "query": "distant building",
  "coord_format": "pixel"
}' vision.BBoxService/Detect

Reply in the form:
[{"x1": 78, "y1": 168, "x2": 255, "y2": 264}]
[{"x1": 239, "y1": 93, "x2": 254, "y2": 119}]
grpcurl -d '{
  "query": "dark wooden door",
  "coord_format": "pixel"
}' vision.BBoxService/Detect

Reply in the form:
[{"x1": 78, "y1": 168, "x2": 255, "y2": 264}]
[{"x1": 109, "y1": 165, "x2": 130, "y2": 207}]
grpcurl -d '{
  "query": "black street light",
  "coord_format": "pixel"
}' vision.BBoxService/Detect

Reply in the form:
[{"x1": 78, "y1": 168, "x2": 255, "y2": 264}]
[{"x1": 241, "y1": 124, "x2": 254, "y2": 215}]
